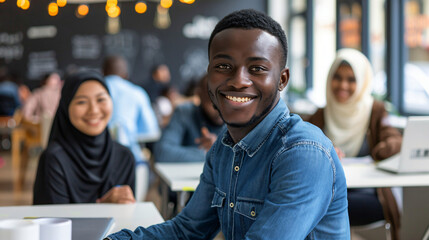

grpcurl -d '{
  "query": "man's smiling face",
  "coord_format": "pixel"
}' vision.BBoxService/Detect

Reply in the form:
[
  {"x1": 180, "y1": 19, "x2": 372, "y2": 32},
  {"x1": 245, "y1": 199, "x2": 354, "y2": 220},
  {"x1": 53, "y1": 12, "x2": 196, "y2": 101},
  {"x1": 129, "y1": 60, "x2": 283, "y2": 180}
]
[{"x1": 207, "y1": 28, "x2": 288, "y2": 137}]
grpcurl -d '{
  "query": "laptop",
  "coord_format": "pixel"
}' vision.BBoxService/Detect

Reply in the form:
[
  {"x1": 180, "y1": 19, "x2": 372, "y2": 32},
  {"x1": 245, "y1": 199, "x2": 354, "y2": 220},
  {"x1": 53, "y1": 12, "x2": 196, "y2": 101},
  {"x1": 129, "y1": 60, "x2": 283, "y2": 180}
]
[
  {"x1": 377, "y1": 116, "x2": 429, "y2": 173},
  {"x1": 70, "y1": 217, "x2": 114, "y2": 240}
]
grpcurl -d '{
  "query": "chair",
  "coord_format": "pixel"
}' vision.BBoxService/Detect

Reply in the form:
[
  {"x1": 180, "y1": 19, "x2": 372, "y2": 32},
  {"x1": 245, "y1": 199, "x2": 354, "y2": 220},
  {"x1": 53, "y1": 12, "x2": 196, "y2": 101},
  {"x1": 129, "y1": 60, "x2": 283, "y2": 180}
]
[
  {"x1": 353, "y1": 188, "x2": 401, "y2": 240},
  {"x1": 377, "y1": 188, "x2": 401, "y2": 240},
  {"x1": 11, "y1": 110, "x2": 53, "y2": 192}
]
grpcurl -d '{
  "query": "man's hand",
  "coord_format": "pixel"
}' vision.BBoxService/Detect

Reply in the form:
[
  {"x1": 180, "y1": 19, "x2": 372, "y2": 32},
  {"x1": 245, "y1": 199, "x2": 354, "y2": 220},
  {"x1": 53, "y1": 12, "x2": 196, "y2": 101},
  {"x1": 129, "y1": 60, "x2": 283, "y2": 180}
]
[
  {"x1": 96, "y1": 185, "x2": 136, "y2": 204},
  {"x1": 195, "y1": 127, "x2": 217, "y2": 152}
]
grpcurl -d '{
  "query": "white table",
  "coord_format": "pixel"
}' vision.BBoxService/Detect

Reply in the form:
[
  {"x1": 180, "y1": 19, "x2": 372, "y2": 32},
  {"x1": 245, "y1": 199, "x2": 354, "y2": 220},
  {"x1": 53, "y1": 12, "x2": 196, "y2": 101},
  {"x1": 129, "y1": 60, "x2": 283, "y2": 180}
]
[
  {"x1": 154, "y1": 162, "x2": 203, "y2": 218},
  {"x1": 0, "y1": 202, "x2": 164, "y2": 234},
  {"x1": 343, "y1": 162, "x2": 429, "y2": 239}
]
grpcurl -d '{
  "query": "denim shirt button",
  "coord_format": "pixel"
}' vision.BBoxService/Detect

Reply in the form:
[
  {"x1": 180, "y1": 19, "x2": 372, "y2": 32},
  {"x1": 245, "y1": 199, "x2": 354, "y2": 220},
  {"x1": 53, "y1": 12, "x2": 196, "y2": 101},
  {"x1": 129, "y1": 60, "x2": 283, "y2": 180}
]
[
  {"x1": 250, "y1": 210, "x2": 256, "y2": 217},
  {"x1": 229, "y1": 202, "x2": 234, "y2": 208},
  {"x1": 234, "y1": 166, "x2": 239, "y2": 172}
]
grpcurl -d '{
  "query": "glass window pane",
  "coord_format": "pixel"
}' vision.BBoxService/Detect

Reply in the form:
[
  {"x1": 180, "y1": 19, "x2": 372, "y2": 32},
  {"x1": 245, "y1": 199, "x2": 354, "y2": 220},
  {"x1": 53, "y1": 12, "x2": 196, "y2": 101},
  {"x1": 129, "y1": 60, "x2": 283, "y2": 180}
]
[
  {"x1": 369, "y1": 0, "x2": 387, "y2": 99},
  {"x1": 338, "y1": 0, "x2": 362, "y2": 50},
  {"x1": 404, "y1": 0, "x2": 429, "y2": 114}
]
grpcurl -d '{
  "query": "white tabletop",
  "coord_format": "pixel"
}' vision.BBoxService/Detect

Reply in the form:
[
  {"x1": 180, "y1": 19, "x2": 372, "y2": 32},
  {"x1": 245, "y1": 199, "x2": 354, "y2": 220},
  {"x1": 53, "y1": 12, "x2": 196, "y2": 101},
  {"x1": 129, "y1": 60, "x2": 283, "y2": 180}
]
[
  {"x1": 154, "y1": 162, "x2": 203, "y2": 192},
  {"x1": 0, "y1": 202, "x2": 164, "y2": 233},
  {"x1": 343, "y1": 162, "x2": 429, "y2": 188}
]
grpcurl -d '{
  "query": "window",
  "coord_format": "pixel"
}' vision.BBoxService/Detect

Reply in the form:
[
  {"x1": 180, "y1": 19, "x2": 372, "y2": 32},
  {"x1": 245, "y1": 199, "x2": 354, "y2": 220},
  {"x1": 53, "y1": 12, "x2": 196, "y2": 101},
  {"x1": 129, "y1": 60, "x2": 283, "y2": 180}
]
[{"x1": 403, "y1": 0, "x2": 429, "y2": 114}]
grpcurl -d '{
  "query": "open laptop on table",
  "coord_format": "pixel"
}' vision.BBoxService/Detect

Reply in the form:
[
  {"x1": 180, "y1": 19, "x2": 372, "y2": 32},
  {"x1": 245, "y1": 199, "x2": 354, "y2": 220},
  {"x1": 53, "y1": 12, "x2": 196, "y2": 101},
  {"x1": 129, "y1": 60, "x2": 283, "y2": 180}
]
[{"x1": 377, "y1": 116, "x2": 429, "y2": 173}]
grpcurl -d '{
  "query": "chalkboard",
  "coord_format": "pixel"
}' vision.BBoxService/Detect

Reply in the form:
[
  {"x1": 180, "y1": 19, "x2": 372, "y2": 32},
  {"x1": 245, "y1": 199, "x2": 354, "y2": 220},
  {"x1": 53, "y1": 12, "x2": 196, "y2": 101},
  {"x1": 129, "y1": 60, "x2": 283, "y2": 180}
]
[{"x1": 0, "y1": 0, "x2": 267, "y2": 90}]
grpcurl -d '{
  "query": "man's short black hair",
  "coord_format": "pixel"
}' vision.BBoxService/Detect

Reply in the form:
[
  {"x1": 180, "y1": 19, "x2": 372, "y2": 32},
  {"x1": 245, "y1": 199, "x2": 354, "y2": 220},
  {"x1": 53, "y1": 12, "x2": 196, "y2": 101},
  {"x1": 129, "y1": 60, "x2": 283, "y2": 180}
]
[{"x1": 208, "y1": 9, "x2": 288, "y2": 68}]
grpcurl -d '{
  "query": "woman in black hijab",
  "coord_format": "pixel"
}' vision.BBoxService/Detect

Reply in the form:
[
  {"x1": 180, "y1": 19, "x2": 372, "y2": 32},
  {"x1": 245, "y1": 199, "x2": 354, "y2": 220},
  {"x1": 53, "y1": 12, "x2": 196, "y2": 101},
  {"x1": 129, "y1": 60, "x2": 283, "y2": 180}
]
[{"x1": 33, "y1": 71, "x2": 136, "y2": 204}]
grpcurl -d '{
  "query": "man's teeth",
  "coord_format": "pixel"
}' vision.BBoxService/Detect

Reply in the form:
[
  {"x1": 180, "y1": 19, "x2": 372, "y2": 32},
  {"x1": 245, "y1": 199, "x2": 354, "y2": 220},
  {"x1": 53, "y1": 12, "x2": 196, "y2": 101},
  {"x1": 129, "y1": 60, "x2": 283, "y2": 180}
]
[{"x1": 225, "y1": 95, "x2": 252, "y2": 103}]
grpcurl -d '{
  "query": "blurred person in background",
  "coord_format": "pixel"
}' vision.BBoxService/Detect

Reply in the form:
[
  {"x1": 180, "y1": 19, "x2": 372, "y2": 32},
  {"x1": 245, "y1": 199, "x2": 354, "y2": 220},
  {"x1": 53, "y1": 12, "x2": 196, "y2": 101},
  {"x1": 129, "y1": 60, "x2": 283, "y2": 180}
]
[
  {"x1": 308, "y1": 48, "x2": 402, "y2": 235},
  {"x1": 103, "y1": 55, "x2": 160, "y2": 201},
  {"x1": 22, "y1": 72, "x2": 62, "y2": 123},
  {"x1": 33, "y1": 71, "x2": 135, "y2": 204}
]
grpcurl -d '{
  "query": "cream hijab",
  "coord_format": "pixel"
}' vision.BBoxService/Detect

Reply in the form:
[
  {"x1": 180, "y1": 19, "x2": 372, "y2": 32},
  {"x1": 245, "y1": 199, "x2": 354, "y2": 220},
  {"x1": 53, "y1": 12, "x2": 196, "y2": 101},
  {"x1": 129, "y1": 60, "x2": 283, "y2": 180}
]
[{"x1": 324, "y1": 48, "x2": 374, "y2": 157}]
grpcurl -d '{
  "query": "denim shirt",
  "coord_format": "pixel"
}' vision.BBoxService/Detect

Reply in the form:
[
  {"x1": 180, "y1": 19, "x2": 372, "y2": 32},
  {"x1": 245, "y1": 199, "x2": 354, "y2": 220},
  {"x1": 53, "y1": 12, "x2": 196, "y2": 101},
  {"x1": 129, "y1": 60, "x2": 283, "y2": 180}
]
[
  {"x1": 106, "y1": 100, "x2": 350, "y2": 240},
  {"x1": 154, "y1": 102, "x2": 225, "y2": 163}
]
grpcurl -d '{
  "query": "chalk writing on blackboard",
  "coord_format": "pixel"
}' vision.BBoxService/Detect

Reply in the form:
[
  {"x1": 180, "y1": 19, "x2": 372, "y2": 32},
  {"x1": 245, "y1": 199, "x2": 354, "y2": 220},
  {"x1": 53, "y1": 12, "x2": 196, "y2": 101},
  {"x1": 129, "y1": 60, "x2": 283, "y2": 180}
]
[
  {"x1": 27, "y1": 51, "x2": 58, "y2": 80},
  {"x1": 183, "y1": 15, "x2": 218, "y2": 40},
  {"x1": 179, "y1": 47, "x2": 208, "y2": 82},
  {"x1": 72, "y1": 35, "x2": 101, "y2": 59},
  {"x1": 139, "y1": 34, "x2": 164, "y2": 77},
  {"x1": 0, "y1": 32, "x2": 24, "y2": 63},
  {"x1": 27, "y1": 26, "x2": 57, "y2": 39},
  {"x1": 104, "y1": 30, "x2": 138, "y2": 58}
]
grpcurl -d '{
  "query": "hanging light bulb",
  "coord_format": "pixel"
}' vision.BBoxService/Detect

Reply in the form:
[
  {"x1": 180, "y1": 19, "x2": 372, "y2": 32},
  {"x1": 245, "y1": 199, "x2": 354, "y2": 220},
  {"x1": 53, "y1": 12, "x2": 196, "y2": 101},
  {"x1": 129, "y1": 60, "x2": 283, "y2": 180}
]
[
  {"x1": 0, "y1": 0, "x2": 7, "y2": 3},
  {"x1": 48, "y1": 2, "x2": 59, "y2": 16},
  {"x1": 180, "y1": 0, "x2": 195, "y2": 4},
  {"x1": 57, "y1": 0, "x2": 66, "y2": 7},
  {"x1": 160, "y1": 0, "x2": 172, "y2": 9},
  {"x1": 76, "y1": 4, "x2": 89, "y2": 18},
  {"x1": 106, "y1": 0, "x2": 117, "y2": 8},
  {"x1": 21, "y1": 0, "x2": 30, "y2": 9},
  {"x1": 107, "y1": 5, "x2": 120, "y2": 18},
  {"x1": 16, "y1": 0, "x2": 25, "y2": 8},
  {"x1": 154, "y1": 4, "x2": 170, "y2": 29},
  {"x1": 135, "y1": 1, "x2": 147, "y2": 14}
]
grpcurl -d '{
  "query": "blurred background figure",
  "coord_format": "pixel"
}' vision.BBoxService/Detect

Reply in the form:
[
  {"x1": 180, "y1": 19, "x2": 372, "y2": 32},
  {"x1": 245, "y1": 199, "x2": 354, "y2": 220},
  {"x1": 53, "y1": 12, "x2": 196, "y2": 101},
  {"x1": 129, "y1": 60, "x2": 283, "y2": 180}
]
[
  {"x1": 153, "y1": 74, "x2": 224, "y2": 217},
  {"x1": 22, "y1": 72, "x2": 62, "y2": 124},
  {"x1": 33, "y1": 71, "x2": 136, "y2": 204},
  {"x1": 154, "y1": 74, "x2": 224, "y2": 162},
  {"x1": 10, "y1": 73, "x2": 62, "y2": 189},
  {"x1": 143, "y1": 64, "x2": 179, "y2": 127},
  {"x1": 145, "y1": 63, "x2": 171, "y2": 104},
  {"x1": 103, "y1": 55, "x2": 160, "y2": 202},
  {"x1": 0, "y1": 66, "x2": 21, "y2": 117},
  {"x1": 308, "y1": 48, "x2": 402, "y2": 237}
]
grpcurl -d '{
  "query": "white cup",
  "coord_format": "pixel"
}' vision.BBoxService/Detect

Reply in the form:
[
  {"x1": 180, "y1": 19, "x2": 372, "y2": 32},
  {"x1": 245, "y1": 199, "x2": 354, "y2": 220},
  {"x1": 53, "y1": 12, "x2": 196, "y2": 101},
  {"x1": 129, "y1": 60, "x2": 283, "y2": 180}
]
[
  {"x1": 32, "y1": 218, "x2": 72, "y2": 240},
  {"x1": 0, "y1": 219, "x2": 40, "y2": 240}
]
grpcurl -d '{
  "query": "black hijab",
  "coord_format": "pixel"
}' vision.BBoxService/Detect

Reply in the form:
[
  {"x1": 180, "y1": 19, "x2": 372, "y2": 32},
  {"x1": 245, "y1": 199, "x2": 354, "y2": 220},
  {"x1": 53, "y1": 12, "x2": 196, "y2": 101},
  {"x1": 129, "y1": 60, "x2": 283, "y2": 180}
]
[
  {"x1": 49, "y1": 71, "x2": 113, "y2": 176},
  {"x1": 34, "y1": 71, "x2": 135, "y2": 204}
]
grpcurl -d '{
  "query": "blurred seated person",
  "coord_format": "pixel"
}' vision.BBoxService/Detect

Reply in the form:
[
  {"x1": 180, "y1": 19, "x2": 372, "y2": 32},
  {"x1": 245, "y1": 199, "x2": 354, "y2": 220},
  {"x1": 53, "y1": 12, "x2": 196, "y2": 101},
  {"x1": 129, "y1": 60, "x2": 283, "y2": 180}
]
[
  {"x1": 103, "y1": 55, "x2": 160, "y2": 201},
  {"x1": 154, "y1": 74, "x2": 225, "y2": 163},
  {"x1": 145, "y1": 63, "x2": 171, "y2": 104},
  {"x1": 22, "y1": 72, "x2": 62, "y2": 123},
  {"x1": 308, "y1": 49, "x2": 402, "y2": 231},
  {"x1": 33, "y1": 71, "x2": 135, "y2": 204},
  {"x1": 0, "y1": 66, "x2": 21, "y2": 116}
]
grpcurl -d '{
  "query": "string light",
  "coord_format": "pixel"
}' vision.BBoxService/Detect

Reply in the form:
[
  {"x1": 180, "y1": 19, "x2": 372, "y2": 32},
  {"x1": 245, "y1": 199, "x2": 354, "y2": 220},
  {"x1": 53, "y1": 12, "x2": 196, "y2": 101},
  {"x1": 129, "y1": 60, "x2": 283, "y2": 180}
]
[
  {"x1": 135, "y1": 1, "x2": 147, "y2": 14},
  {"x1": 21, "y1": 0, "x2": 29, "y2": 9},
  {"x1": 16, "y1": 0, "x2": 25, "y2": 8},
  {"x1": 106, "y1": 0, "x2": 117, "y2": 8},
  {"x1": 48, "y1": 2, "x2": 58, "y2": 16},
  {"x1": 160, "y1": 0, "x2": 172, "y2": 9},
  {"x1": 0, "y1": 0, "x2": 6, "y2": 3},
  {"x1": 180, "y1": 0, "x2": 195, "y2": 4},
  {"x1": 57, "y1": 0, "x2": 66, "y2": 7},
  {"x1": 107, "y1": 5, "x2": 120, "y2": 18},
  {"x1": 76, "y1": 4, "x2": 89, "y2": 18}
]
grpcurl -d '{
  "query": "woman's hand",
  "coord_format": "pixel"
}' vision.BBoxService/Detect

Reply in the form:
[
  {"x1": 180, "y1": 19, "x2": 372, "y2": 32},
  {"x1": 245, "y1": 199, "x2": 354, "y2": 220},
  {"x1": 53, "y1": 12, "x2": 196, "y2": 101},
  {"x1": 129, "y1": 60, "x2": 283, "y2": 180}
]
[{"x1": 96, "y1": 185, "x2": 136, "y2": 204}]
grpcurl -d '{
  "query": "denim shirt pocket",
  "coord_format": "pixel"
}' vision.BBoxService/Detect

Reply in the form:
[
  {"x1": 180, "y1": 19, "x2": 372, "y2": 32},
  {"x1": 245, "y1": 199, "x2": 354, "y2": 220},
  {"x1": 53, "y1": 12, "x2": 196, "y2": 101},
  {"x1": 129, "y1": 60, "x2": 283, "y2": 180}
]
[
  {"x1": 211, "y1": 187, "x2": 226, "y2": 222},
  {"x1": 211, "y1": 187, "x2": 226, "y2": 207},
  {"x1": 234, "y1": 197, "x2": 264, "y2": 220}
]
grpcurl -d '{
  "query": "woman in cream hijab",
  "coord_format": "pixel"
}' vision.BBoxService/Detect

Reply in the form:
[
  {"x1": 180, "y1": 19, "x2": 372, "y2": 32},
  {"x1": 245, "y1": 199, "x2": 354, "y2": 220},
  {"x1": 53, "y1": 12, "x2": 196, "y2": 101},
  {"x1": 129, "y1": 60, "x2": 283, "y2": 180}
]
[{"x1": 308, "y1": 49, "x2": 402, "y2": 230}]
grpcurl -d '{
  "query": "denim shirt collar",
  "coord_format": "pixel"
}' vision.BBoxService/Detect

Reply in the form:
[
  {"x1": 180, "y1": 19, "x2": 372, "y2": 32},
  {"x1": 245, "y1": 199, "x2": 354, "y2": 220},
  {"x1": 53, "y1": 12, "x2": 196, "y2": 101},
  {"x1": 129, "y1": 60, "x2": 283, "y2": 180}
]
[{"x1": 221, "y1": 99, "x2": 290, "y2": 157}]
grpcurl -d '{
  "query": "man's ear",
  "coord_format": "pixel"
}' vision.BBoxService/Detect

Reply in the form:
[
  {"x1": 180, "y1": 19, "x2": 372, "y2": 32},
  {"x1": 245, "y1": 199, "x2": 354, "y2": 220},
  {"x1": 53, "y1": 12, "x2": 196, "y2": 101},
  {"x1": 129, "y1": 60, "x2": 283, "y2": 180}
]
[{"x1": 278, "y1": 68, "x2": 290, "y2": 91}]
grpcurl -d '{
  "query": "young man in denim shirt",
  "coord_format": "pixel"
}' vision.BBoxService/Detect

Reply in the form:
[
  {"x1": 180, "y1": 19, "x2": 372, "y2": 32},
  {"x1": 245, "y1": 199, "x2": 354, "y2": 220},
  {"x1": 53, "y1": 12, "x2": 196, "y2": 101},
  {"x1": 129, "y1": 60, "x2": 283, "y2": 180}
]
[{"x1": 105, "y1": 9, "x2": 350, "y2": 240}]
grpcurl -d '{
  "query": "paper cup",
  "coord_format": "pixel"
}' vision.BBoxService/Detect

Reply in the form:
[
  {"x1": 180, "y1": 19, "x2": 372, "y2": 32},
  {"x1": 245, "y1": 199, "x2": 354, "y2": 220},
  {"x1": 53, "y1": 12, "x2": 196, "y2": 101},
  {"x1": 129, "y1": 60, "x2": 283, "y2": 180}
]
[
  {"x1": 0, "y1": 219, "x2": 40, "y2": 240},
  {"x1": 33, "y1": 218, "x2": 72, "y2": 240}
]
